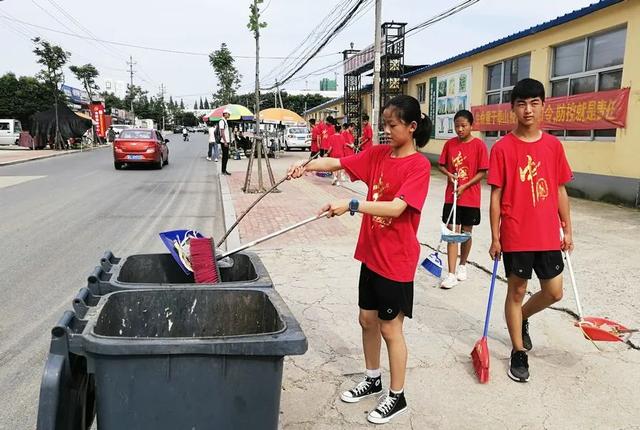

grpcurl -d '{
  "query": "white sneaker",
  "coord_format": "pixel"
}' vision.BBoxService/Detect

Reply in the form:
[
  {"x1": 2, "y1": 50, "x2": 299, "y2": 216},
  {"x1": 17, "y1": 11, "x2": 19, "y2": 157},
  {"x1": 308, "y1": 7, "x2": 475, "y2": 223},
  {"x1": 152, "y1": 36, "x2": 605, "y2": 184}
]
[
  {"x1": 456, "y1": 265, "x2": 468, "y2": 281},
  {"x1": 214, "y1": 158, "x2": 219, "y2": 162},
  {"x1": 331, "y1": 177, "x2": 338, "y2": 185},
  {"x1": 206, "y1": 157, "x2": 211, "y2": 161},
  {"x1": 440, "y1": 273, "x2": 458, "y2": 289}
]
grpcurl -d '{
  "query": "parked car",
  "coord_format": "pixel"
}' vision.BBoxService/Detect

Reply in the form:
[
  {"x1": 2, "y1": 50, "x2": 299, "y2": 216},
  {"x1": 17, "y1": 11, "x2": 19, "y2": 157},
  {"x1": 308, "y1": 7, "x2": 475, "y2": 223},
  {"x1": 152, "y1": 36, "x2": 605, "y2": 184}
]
[
  {"x1": 113, "y1": 128, "x2": 169, "y2": 170},
  {"x1": 0, "y1": 119, "x2": 22, "y2": 146},
  {"x1": 283, "y1": 126, "x2": 311, "y2": 151}
]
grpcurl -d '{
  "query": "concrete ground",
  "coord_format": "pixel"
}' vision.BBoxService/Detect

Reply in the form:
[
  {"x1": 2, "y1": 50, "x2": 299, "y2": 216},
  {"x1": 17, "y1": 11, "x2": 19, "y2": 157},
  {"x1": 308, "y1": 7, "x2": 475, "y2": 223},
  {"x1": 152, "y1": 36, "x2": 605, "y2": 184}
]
[{"x1": 220, "y1": 149, "x2": 640, "y2": 430}]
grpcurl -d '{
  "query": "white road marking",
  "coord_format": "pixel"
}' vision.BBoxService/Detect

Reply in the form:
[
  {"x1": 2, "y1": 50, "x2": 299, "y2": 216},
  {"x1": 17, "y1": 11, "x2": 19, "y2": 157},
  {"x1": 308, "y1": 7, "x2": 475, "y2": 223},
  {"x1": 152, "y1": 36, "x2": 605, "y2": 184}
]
[{"x1": 0, "y1": 176, "x2": 46, "y2": 189}]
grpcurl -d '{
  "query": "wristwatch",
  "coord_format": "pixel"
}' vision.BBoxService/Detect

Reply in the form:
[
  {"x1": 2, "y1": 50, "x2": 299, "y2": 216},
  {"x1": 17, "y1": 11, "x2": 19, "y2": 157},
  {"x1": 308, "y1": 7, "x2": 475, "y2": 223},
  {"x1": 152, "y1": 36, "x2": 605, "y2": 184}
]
[{"x1": 349, "y1": 198, "x2": 360, "y2": 216}]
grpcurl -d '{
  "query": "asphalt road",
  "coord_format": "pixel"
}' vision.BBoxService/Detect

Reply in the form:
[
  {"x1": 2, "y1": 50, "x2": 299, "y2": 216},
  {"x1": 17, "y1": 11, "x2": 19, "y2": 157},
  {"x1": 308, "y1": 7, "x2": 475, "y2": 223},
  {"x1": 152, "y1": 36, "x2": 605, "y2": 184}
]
[{"x1": 0, "y1": 132, "x2": 224, "y2": 429}]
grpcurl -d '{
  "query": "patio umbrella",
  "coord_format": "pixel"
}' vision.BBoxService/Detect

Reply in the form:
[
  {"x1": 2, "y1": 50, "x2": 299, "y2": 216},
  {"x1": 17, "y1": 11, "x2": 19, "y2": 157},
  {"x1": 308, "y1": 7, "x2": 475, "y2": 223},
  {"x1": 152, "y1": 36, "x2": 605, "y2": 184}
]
[
  {"x1": 259, "y1": 108, "x2": 305, "y2": 126},
  {"x1": 203, "y1": 104, "x2": 254, "y2": 122}
]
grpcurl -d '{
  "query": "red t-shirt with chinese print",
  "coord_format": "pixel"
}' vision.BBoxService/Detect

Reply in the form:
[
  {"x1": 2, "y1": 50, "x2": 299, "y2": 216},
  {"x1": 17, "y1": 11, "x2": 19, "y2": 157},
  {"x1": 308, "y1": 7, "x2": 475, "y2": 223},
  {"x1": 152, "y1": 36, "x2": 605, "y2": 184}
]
[
  {"x1": 487, "y1": 132, "x2": 573, "y2": 252},
  {"x1": 320, "y1": 123, "x2": 332, "y2": 150},
  {"x1": 340, "y1": 145, "x2": 431, "y2": 282},
  {"x1": 327, "y1": 132, "x2": 345, "y2": 158},
  {"x1": 438, "y1": 137, "x2": 489, "y2": 208},
  {"x1": 310, "y1": 124, "x2": 320, "y2": 152},
  {"x1": 361, "y1": 123, "x2": 373, "y2": 151},
  {"x1": 342, "y1": 130, "x2": 355, "y2": 156}
]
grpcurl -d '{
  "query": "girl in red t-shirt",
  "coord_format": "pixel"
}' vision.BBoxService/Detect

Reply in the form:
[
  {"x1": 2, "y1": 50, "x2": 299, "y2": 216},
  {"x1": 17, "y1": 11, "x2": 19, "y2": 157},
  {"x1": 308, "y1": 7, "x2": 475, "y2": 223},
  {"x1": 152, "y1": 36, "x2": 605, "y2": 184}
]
[
  {"x1": 287, "y1": 95, "x2": 432, "y2": 425},
  {"x1": 342, "y1": 123, "x2": 356, "y2": 157},
  {"x1": 327, "y1": 123, "x2": 346, "y2": 185},
  {"x1": 437, "y1": 110, "x2": 489, "y2": 289}
]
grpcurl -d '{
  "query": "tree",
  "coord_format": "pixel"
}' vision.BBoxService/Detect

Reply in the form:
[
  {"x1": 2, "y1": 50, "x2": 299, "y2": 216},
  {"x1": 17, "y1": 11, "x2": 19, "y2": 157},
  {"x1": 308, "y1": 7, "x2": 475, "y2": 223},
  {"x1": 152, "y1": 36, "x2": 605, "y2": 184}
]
[
  {"x1": 193, "y1": 100, "x2": 198, "y2": 109},
  {"x1": 180, "y1": 99, "x2": 185, "y2": 110},
  {"x1": 179, "y1": 112, "x2": 198, "y2": 127},
  {"x1": 209, "y1": 43, "x2": 242, "y2": 105},
  {"x1": 32, "y1": 37, "x2": 70, "y2": 149},
  {"x1": 204, "y1": 98, "x2": 210, "y2": 109},
  {"x1": 0, "y1": 72, "x2": 57, "y2": 126},
  {"x1": 199, "y1": 97, "x2": 203, "y2": 109},
  {"x1": 69, "y1": 63, "x2": 99, "y2": 102}
]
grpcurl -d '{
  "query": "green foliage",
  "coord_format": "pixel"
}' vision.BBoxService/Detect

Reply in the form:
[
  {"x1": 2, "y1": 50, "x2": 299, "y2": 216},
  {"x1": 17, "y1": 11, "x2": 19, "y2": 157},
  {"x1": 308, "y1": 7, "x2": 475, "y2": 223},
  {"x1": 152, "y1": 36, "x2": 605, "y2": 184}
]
[
  {"x1": 0, "y1": 72, "x2": 57, "y2": 126},
  {"x1": 32, "y1": 38, "x2": 70, "y2": 94},
  {"x1": 230, "y1": 91, "x2": 331, "y2": 115},
  {"x1": 204, "y1": 98, "x2": 210, "y2": 109},
  {"x1": 179, "y1": 112, "x2": 199, "y2": 127},
  {"x1": 209, "y1": 43, "x2": 242, "y2": 105},
  {"x1": 199, "y1": 97, "x2": 204, "y2": 109},
  {"x1": 180, "y1": 99, "x2": 185, "y2": 110},
  {"x1": 247, "y1": 0, "x2": 268, "y2": 35},
  {"x1": 69, "y1": 63, "x2": 99, "y2": 101},
  {"x1": 193, "y1": 100, "x2": 198, "y2": 109}
]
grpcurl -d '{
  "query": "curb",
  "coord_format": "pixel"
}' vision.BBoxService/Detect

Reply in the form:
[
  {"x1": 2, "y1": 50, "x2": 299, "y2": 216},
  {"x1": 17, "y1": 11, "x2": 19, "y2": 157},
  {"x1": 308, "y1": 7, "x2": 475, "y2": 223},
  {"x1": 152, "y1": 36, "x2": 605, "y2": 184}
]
[
  {"x1": 0, "y1": 145, "x2": 110, "y2": 167},
  {"x1": 218, "y1": 173, "x2": 241, "y2": 252}
]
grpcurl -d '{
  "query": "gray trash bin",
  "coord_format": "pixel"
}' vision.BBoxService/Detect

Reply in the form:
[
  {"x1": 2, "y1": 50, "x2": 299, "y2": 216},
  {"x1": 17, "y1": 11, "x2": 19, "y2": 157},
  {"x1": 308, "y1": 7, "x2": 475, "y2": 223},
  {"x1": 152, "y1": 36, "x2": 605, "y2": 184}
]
[
  {"x1": 38, "y1": 288, "x2": 307, "y2": 430},
  {"x1": 87, "y1": 250, "x2": 272, "y2": 296}
]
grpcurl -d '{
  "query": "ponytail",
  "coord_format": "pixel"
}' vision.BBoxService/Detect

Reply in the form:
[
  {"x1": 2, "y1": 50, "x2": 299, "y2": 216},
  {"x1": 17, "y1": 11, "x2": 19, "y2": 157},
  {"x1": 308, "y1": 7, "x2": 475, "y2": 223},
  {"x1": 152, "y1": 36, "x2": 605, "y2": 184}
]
[{"x1": 414, "y1": 114, "x2": 432, "y2": 148}]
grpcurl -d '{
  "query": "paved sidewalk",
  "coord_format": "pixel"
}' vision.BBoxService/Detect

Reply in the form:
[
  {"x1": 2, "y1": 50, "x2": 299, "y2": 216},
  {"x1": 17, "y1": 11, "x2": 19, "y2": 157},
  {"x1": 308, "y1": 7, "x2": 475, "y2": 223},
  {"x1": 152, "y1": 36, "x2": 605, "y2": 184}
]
[
  {"x1": 220, "y1": 151, "x2": 640, "y2": 429},
  {"x1": 0, "y1": 145, "x2": 109, "y2": 167}
]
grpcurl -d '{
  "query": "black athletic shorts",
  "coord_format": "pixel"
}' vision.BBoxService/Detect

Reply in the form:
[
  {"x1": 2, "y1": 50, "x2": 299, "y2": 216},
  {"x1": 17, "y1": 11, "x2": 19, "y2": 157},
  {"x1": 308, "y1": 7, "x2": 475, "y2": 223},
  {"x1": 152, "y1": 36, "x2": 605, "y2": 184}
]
[
  {"x1": 358, "y1": 264, "x2": 413, "y2": 320},
  {"x1": 503, "y1": 251, "x2": 564, "y2": 280},
  {"x1": 441, "y1": 203, "x2": 481, "y2": 226}
]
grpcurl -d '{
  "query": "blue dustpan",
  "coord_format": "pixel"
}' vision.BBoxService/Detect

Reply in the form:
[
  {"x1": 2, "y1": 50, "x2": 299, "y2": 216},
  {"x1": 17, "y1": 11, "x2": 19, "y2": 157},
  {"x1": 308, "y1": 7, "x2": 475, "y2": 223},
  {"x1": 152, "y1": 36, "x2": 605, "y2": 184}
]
[
  {"x1": 422, "y1": 251, "x2": 443, "y2": 278},
  {"x1": 440, "y1": 224, "x2": 471, "y2": 243},
  {"x1": 159, "y1": 229, "x2": 204, "y2": 275}
]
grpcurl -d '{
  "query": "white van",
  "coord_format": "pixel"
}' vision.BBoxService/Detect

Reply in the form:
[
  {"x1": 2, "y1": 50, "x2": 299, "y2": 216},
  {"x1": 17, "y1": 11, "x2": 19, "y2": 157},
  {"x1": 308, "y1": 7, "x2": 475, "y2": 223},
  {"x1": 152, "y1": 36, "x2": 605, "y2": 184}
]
[{"x1": 0, "y1": 119, "x2": 22, "y2": 145}]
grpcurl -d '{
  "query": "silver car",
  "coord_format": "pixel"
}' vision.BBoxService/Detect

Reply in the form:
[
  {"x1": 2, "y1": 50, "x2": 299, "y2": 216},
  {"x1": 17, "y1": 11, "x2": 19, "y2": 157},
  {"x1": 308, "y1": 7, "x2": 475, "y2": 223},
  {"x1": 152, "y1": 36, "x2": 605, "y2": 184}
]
[{"x1": 283, "y1": 126, "x2": 311, "y2": 151}]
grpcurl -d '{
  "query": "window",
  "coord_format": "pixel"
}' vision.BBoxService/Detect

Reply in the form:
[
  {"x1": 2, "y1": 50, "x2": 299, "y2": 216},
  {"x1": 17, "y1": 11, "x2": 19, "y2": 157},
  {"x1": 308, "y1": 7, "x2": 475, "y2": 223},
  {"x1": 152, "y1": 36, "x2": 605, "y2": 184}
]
[
  {"x1": 417, "y1": 83, "x2": 426, "y2": 103},
  {"x1": 485, "y1": 53, "x2": 531, "y2": 137},
  {"x1": 105, "y1": 81, "x2": 112, "y2": 89},
  {"x1": 550, "y1": 26, "x2": 626, "y2": 140},
  {"x1": 119, "y1": 130, "x2": 153, "y2": 139},
  {"x1": 0, "y1": 123, "x2": 9, "y2": 131}
]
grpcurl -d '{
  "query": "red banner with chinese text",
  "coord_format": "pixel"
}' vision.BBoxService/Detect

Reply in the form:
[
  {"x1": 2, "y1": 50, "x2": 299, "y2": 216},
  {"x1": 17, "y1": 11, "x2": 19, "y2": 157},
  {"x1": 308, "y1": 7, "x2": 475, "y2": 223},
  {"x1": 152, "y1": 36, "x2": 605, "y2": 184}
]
[
  {"x1": 471, "y1": 88, "x2": 630, "y2": 131},
  {"x1": 90, "y1": 102, "x2": 107, "y2": 138}
]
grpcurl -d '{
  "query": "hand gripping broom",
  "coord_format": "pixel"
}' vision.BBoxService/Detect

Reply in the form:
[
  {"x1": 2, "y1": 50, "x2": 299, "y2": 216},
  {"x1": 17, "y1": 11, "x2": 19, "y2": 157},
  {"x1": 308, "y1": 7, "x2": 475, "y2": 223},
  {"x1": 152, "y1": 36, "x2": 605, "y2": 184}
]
[{"x1": 471, "y1": 257, "x2": 499, "y2": 383}]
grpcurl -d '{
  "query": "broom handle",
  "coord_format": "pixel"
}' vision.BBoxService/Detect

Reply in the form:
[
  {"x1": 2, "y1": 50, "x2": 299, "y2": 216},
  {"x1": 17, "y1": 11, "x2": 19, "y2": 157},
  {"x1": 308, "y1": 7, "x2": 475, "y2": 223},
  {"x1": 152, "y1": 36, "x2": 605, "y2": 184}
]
[
  {"x1": 218, "y1": 212, "x2": 329, "y2": 259},
  {"x1": 483, "y1": 257, "x2": 499, "y2": 338},
  {"x1": 452, "y1": 176, "x2": 458, "y2": 231},
  {"x1": 559, "y1": 228, "x2": 584, "y2": 320},
  {"x1": 216, "y1": 153, "x2": 320, "y2": 248}
]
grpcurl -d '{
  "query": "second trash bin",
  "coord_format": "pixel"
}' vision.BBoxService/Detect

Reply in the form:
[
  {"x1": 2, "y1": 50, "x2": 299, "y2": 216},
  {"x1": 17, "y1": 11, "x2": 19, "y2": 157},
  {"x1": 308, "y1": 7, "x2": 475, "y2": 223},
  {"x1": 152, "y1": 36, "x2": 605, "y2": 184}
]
[{"x1": 41, "y1": 287, "x2": 307, "y2": 430}]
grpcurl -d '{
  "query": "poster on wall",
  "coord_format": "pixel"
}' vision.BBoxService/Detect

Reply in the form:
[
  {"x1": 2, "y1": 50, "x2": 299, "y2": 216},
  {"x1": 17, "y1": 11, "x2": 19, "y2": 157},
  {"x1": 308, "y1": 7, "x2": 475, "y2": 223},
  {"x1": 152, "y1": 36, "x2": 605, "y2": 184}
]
[
  {"x1": 435, "y1": 68, "x2": 471, "y2": 139},
  {"x1": 428, "y1": 77, "x2": 437, "y2": 139}
]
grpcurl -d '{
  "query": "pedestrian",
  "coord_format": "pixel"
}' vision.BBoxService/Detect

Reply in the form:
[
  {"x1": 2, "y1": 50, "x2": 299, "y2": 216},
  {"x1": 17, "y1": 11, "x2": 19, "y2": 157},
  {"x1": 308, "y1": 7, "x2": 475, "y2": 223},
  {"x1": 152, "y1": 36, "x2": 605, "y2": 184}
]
[
  {"x1": 107, "y1": 126, "x2": 116, "y2": 143},
  {"x1": 342, "y1": 123, "x2": 355, "y2": 157},
  {"x1": 359, "y1": 114, "x2": 373, "y2": 152},
  {"x1": 437, "y1": 109, "x2": 489, "y2": 289},
  {"x1": 287, "y1": 94, "x2": 432, "y2": 425},
  {"x1": 182, "y1": 126, "x2": 189, "y2": 142},
  {"x1": 219, "y1": 109, "x2": 232, "y2": 175},
  {"x1": 326, "y1": 121, "x2": 346, "y2": 186},
  {"x1": 309, "y1": 118, "x2": 319, "y2": 158},
  {"x1": 319, "y1": 115, "x2": 333, "y2": 157},
  {"x1": 207, "y1": 121, "x2": 220, "y2": 162},
  {"x1": 487, "y1": 78, "x2": 574, "y2": 383}
]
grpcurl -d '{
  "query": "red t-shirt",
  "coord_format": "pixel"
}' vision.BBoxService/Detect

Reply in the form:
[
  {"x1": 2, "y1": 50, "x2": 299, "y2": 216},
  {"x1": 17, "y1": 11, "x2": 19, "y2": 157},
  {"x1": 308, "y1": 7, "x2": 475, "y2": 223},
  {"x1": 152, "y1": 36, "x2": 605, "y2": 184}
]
[
  {"x1": 438, "y1": 137, "x2": 489, "y2": 208},
  {"x1": 341, "y1": 145, "x2": 431, "y2": 282},
  {"x1": 342, "y1": 130, "x2": 355, "y2": 156},
  {"x1": 320, "y1": 123, "x2": 331, "y2": 150},
  {"x1": 310, "y1": 124, "x2": 320, "y2": 152},
  {"x1": 327, "y1": 132, "x2": 345, "y2": 158},
  {"x1": 361, "y1": 123, "x2": 373, "y2": 151},
  {"x1": 487, "y1": 132, "x2": 573, "y2": 252}
]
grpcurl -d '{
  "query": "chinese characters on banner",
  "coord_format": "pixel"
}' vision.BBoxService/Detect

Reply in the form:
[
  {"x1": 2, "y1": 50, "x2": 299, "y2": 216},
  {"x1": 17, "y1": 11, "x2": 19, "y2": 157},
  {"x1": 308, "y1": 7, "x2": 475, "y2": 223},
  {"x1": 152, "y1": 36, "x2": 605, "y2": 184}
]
[
  {"x1": 428, "y1": 77, "x2": 437, "y2": 139},
  {"x1": 470, "y1": 88, "x2": 630, "y2": 131},
  {"x1": 89, "y1": 102, "x2": 107, "y2": 138},
  {"x1": 435, "y1": 68, "x2": 472, "y2": 139}
]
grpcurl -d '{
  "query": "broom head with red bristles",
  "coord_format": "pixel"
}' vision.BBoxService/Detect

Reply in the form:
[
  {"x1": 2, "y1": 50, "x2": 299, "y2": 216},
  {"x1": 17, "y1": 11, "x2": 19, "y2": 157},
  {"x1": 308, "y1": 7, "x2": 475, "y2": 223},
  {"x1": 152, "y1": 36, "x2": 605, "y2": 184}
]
[
  {"x1": 471, "y1": 336, "x2": 490, "y2": 383},
  {"x1": 189, "y1": 237, "x2": 220, "y2": 283}
]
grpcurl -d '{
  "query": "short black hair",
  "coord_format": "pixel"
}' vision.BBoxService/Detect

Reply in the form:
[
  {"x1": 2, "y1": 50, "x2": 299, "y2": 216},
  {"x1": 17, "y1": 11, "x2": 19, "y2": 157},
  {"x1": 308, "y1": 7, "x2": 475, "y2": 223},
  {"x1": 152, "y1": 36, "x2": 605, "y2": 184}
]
[
  {"x1": 382, "y1": 94, "x2": 432, "y2": 148},
  {"x1": 341, "y1": 123, "x2": 348, "y2": 130},
  {"x1": 349, "y1": 122, "x2": 355, "y2": 128},
  {"x1": 362, "y1": 114, "x2": 370, "y2": 121},
  {"x1": 454, "y1": 109, "x2": 474, "y2": 125},
  {"x1": 325, "y1": 115, "x2": 335, "y2": 125},
  {"x1": 309, "y1": 118, "x2": 316, "y2": 125},
  {"x1": 511, "y1": 78, "x2": 545, "y2": 106}
]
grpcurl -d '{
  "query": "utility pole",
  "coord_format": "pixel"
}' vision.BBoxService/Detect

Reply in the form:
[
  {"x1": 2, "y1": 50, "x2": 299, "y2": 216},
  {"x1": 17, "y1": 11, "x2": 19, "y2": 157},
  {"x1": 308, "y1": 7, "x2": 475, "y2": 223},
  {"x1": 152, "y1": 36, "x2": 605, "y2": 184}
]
[
  {"x1": 159, "y1": 83, "x2": 166, "y2": 131},
  {"x1": 371, "y1": 0, "x2": 382, "y2": 144},
  {"x1": 127, "y1": 55, "x2": 136, "y2": 122}
]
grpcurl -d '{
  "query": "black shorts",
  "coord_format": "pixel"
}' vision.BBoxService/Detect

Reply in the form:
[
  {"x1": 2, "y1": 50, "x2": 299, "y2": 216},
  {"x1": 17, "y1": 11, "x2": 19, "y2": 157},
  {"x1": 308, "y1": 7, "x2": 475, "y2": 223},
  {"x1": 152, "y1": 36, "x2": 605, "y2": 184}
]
[
  {"x1": 441, "y1": 203, "x2": 481, "y2": 226},
  {"x1": 358, "y1": 264, "x2": 413, "y2": 320},
  {"x1": 503, "y1": 251, "x2": 564, "y2": 280}
]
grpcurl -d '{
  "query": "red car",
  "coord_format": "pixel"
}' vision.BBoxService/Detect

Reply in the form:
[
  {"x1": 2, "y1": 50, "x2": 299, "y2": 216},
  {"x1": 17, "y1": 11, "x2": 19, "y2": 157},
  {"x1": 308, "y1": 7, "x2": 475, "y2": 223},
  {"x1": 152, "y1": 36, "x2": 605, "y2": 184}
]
[{"x1": 113, "y1": 128, "x2": 169, "y2": 170}]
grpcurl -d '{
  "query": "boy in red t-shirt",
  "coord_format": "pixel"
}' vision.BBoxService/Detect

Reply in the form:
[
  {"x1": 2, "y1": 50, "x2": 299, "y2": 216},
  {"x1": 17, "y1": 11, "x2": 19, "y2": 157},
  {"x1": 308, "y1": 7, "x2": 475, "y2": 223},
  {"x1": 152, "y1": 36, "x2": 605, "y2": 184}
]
[
  {"x1": 309, "y1": 118, "x2": 319, "y2": 158},
  {"x1": 438, "y1": 110, "x2": 488, "y2": 289},
  {"x1": 288, "y1": 95, "x2": 432, "y2": 425},
  {"x1": 488, "y1": 78, "x2": 574, "y2": 383},
  {"x1": 327, "y1": 122, "x2": 346, "y2": 185},
  {"x1": 359, "y1": 114, "x2": 373, "y2": 152}
]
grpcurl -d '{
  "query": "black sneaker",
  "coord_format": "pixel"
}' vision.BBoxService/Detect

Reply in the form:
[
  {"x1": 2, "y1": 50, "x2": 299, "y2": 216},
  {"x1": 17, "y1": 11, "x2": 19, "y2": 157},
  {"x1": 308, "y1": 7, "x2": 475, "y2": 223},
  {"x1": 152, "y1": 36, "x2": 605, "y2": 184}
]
[
  {"x1": 508, "y1": 350, "x2": 530, "y2": 383},
  {"x1": 340, "y1": 375, "x2": 382, "y2": 403},
  {"x1": 367, "y1": 391, "x2": 408, "y2": 424},
  {"x1": 522, "y1": 319, "x2": 532, "y2": 351}
]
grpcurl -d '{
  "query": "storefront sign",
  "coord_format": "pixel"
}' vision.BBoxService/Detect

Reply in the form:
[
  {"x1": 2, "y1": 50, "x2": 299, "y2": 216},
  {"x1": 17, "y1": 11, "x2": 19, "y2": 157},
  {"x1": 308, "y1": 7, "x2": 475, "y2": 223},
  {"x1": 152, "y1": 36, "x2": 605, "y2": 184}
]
[
  {"x1": 471, "y1": 88, "x2": 630, "y2": 131},
  {"x1": 90, "y1": 102, "x2": 107, "y2": 138},
  {"x1": 344, "y1": 45, "x2": 374, "y2": 75},
  {"x1": 434, "y1": 68, "x2": 472, "y2": 139}
]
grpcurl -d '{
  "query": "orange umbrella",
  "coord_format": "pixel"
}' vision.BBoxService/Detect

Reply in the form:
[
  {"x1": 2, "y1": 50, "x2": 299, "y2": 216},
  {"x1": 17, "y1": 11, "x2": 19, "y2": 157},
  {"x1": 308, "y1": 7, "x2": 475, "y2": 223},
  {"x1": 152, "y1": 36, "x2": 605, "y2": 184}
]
[{"x1": 258, "y1": 108, "x2": 305, "y2": 126}]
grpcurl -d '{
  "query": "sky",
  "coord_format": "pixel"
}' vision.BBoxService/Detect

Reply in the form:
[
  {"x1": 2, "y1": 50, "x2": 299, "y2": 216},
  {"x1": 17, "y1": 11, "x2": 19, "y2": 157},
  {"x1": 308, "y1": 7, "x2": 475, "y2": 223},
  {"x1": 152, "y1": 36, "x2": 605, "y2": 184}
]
[{"x1": 0, "y1": 0, "x2": 598, "y2": 107}]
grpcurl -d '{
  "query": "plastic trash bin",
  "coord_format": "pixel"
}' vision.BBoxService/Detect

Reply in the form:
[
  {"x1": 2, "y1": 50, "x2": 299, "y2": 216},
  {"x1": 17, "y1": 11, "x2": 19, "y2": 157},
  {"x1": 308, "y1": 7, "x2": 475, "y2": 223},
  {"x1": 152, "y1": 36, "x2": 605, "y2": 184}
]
[
  {"x1": 87, "y1": 250, "x2": 272, "y2": 296},
  {"x1": 38, "y1": 288, "x2": 307, "y2": 430}
]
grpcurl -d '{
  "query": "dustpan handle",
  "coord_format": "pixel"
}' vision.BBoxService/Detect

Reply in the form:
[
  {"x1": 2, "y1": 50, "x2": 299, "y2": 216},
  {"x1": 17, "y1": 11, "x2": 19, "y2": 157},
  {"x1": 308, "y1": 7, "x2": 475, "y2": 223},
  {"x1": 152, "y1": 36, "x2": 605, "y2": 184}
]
[
  {"x1": 219, "y1": 212, "x2": 329, "y2": 259},
  {"x1": 483, "y1": 257, "x2": 499, "y2": 338}
]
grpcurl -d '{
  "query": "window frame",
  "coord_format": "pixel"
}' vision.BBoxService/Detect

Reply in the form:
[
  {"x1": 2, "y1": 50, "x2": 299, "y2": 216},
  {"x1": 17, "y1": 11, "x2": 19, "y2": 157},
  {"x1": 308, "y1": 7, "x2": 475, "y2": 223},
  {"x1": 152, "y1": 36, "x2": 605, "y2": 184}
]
[
  {"x1": 416, "y1": 82, "x2": 427, "y2": 104},
  {"x1": 549, "y1": 26, "x2": 626, "y2": 142},
  {"x1": 484, "y1": 53, "x2": 531, "y2": 138}
]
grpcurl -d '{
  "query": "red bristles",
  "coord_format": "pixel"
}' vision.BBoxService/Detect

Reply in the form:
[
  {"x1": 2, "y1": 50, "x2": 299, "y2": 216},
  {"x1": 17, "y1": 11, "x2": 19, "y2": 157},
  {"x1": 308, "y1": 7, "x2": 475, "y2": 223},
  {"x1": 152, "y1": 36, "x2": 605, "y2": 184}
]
[{"x1": 189, "y1": 237, "x2": 220, "y2": 283}]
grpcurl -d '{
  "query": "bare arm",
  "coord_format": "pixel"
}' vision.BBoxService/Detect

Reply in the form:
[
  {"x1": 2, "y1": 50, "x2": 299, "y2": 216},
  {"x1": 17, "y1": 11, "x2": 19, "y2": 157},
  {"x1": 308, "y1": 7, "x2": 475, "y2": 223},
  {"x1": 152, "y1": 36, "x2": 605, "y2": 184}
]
[
  {"x1": 438, "y1": 164, "x2": 455, "y2": 181},
  {"x1": 558, "y1": 185, "x2": 573, "y2": 251},
  {"x1": 488, "y1": 185, "x2": 502, "y2": 259},
  {"x1": 287, "y1": 157, "x2": 342, "y2": 177},
  {"x1": 319, "y1": 197, "x2": 408, "y2": 219}
]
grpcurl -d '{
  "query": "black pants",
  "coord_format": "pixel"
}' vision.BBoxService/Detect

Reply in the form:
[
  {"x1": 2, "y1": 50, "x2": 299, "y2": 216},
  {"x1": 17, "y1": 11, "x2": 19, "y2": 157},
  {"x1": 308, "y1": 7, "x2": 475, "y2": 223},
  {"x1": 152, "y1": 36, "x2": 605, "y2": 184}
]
[{"x1": 221, "y1": 144, "x2": 229, "y2": 173}]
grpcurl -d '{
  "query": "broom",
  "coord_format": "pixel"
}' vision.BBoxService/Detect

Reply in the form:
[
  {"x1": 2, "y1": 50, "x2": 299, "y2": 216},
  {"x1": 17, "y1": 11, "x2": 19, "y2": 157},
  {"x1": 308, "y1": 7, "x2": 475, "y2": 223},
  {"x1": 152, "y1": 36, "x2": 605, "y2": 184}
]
[{"x1": 471, "y1": 257, "x2": 499, "y2": 383}]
